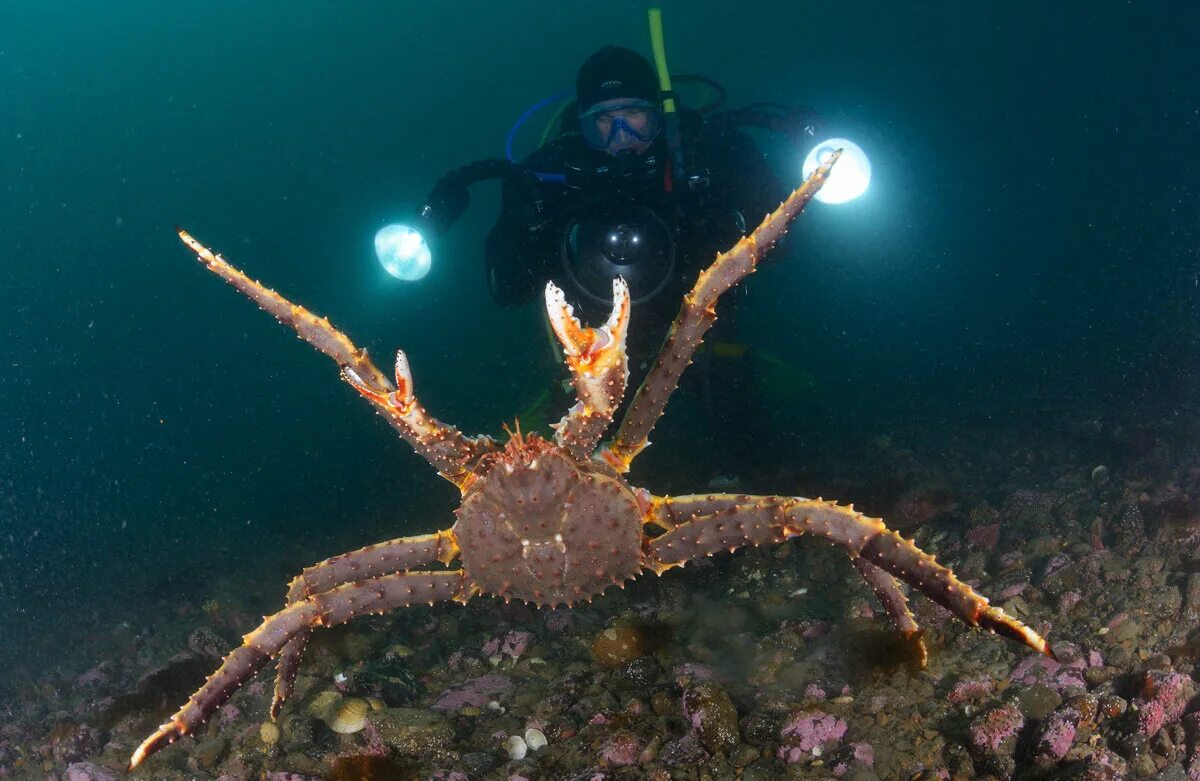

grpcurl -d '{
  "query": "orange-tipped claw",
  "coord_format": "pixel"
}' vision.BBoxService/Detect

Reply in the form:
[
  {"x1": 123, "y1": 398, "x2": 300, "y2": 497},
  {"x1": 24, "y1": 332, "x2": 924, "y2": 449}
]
[{"x1": 545, "y1": 278, "x2": 630, "y2": 370}]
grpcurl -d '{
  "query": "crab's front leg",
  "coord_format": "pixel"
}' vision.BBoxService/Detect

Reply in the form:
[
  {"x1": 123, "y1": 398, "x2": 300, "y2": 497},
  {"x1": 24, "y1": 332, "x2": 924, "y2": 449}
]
[
  {"x1": 602, "y1": 154, "x2": 839, "y2": 472},
  {"x1": 642, "y1": 493, "x2": 1051, "y2": 658},
  {"x1": 543, "y1": 278, "x2": 631, "y2": 461},
  {"x1": 129, "y1": 569, "x2": 468, "y2": 771},
  {"x1": 176, "y1": 229, "x2": 495, "y2": 488}
]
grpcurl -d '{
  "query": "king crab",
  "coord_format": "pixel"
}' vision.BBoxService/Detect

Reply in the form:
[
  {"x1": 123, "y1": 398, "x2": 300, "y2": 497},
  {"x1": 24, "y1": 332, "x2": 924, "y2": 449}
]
[{"x1": 129, "y1": 154, "x2": 1050, "y2": 770}]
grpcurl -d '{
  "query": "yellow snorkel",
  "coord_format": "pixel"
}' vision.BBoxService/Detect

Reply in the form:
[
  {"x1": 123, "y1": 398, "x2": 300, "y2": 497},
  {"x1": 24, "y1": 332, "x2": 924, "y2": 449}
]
[{"x1": 648, "y1": 7, "x2": 685, "y2": 188}]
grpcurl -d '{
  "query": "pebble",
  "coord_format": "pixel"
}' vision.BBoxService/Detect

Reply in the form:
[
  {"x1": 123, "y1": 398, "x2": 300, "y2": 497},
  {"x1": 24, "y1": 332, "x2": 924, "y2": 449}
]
[
  {"x1": 259, "y1": 721, "x2": 281, "y2": 746},
  {"x1": 591, "y1": 625, "x2": 646, "y2": 667},
  {"x1": 682, "y1": 680, "x2": 741, "y2": 754},
  {"x1": 192, "y1": 737, "x2": 227, "y2": 769}
]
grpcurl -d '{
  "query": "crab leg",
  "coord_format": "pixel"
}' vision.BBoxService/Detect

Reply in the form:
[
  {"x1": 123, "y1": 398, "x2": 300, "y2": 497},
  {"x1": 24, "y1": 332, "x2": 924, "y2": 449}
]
[
  {"x1": 270, "y1": 529, "x2": 459, "y2": 718},
  {"x1": 850, "y1": 557, "x2": 926, "y2": 665},
  {"x1": 544, "y1": 279, "x2": 631, "y2": 461},
  {"x1": 600, "y1": 155, "x2": 839, "y2": 473},
  {"x1": 129, "y1": 570, "x2": 466, "y2": 771},
  {"x1": 644, "y1": 494, "x2": 1051, "y2": 658},
  {"x1": 176, "y1": 229, "x2": 494, "y2": 488},
  {"x1": 642, "y1": 493, "x2": 924, "y2": 658}
]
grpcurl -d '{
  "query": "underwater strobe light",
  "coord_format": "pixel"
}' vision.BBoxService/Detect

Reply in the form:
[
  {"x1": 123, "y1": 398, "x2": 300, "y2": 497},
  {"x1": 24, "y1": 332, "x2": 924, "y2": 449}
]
[
  {"x1": 374, "y1": 223, "x2": 432, "y2": 281},
  {"x1": 803, "y1": 138, "x2": 871, "y2": 204}
]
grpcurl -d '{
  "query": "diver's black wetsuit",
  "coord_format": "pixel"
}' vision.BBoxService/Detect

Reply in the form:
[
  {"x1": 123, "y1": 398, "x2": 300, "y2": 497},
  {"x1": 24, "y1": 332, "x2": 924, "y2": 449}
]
[{"x1": 485, "y1": 109, "x2": 787, "y2": 387}]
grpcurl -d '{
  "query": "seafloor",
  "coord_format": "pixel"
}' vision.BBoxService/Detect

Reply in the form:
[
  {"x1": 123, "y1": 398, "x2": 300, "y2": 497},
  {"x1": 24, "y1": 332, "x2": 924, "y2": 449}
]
[{"x1": 4, "y1": 402, "x2": 1200, "y2": 781}]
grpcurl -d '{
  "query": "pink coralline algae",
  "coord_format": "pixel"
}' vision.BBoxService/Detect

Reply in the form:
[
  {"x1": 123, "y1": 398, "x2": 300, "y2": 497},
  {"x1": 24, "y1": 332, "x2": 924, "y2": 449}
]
[
  {"x1": 482, "y1": 630, "x2": 533, "y2": 660},
  {"x1": 1058, "y1": 590, "x2": 1083, "y2": 613},
  {"x1": 830, "y1": 742, "x2": 875, "y2": 776},
  {"x1": 431, "y1": 673, "x2": 513, "y2": 711},
  {"x1": 1033, "y1": 707, "x2": 1078, "y2": 764},
  {"x1": 947, "y1": 676, "x2": 995, "y2": 704},
  {"x1": 968, "y1": 704, "x2": 1024, "y2": 752},
  {"x1": 777, "y1": 709, "x2": 848, "y2": 761},
  {"x1": 1134, "y1": 670, "x2": 1195, "y2": 736},
  {"x1": 1009, "y1": 654, "x2": 1086, "y2": 693},
  {"x1": 599, "y1": 731, "x2": 641, "y2": 766}
]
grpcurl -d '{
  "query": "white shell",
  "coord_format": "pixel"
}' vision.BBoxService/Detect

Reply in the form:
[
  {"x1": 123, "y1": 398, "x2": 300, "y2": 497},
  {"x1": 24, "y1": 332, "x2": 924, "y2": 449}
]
[
  {"x1": 504, "y1": 734, "x2": 528, "y2": 760},
  {"x1": 524, "y1": 727, "x2": 547, "y2": 751}
]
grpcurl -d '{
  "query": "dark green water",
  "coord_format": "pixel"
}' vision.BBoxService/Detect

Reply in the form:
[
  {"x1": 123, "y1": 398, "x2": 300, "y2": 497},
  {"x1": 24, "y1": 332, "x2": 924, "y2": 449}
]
[{"x1": 1, "y1": 2, "x2": 1196, "y2": 676}]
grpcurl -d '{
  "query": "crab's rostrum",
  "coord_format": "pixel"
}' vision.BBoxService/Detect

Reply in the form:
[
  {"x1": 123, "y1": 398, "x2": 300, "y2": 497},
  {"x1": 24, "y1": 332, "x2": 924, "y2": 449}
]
[{"x1": 129, "y1": 153, "x2": 1050, "y2": 770}]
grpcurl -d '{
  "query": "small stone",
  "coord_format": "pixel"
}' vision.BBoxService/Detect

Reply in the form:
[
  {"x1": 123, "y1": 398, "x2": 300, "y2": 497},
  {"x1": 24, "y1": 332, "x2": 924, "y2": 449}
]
[
  {"x1": 591, "y1": 625, "x2": 646, "y2": 667},
  {"x1": 682, "y1": 680, "x2": 740, "y2": 755},
  {"x1": 1111, "y1": 619, "x2": 1141, "y2": 643},
  {"x1": 259, "y1": 721, "x2": 281, "y2": 746},
  {"x1": 193, "y1": 737, "x2": 228, "y2": 769},
  {"x1": 1018, "y1": 684, "x2": 1063, "y2": 721}
]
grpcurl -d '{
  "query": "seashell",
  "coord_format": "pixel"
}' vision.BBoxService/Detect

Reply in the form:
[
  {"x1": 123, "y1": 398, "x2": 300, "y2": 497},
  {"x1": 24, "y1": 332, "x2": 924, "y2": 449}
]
[
  {"x1": 259, "y1": 721, "x2": 281, "y2": 746},
  {"x1": 504, "y1": 734, "x2": 528, "y2": 760},
  {"x1": 524, "y1": 727, "x2": 547, "y2": 751},
  {"x1": 1091, "y1": 465, "x2": 1110, "y2": 484},
  {"x1": 325, "y1": 697, "x2": 370, "y2": 734},
  {"x1": 365, "y1": 697, "x2": 385, "y2": 711}
]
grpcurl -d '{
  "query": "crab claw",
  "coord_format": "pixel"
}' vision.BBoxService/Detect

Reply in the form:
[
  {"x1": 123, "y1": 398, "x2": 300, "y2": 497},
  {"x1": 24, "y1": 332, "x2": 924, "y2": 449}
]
[
  {"x1": 545, "y1": 278, "x2": 630, "y2": 372},
  {"x1": 342, "y1": 350, "x2": 415, "y2": 412}
]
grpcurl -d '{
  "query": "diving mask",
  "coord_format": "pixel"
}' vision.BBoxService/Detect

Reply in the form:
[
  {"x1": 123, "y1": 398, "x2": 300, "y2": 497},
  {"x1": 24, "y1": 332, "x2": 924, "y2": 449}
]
[{"x1": 579, "y1": 99, "x2": 662, "y2": 155}]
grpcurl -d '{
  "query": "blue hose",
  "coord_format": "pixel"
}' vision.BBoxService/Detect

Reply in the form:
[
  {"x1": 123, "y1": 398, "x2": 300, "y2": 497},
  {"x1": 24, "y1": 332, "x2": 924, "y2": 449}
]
[{"x1": 505, "y1": 90, "x2": 572, "y2": 183}]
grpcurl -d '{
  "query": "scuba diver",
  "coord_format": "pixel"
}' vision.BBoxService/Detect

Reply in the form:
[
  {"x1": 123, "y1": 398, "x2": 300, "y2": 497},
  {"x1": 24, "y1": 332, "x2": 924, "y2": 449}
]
[
  {"x1": 408, "y1": 31, "x2": 821, "y2": 485},
  {"x1": 483, "y1": 44, "x2": 789, "y2": 379}
]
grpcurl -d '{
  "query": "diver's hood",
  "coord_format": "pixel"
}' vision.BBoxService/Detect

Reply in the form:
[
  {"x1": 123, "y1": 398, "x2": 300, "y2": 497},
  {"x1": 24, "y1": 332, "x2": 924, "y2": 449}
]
[{"x1": 561, "y1": 204, "x2": 675, "y2": 307}]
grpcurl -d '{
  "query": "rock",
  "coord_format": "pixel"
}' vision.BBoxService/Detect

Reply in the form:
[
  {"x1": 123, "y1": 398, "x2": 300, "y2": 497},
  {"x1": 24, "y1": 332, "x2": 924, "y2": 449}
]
[
  {"x1": 461, "y1": 750, "x2": 497, "y2": 774},
  {"x1": 65, "y1": 763, "x2": 118, "y2": 781},
  {"x1": 681, "y1": 680, "x2": 740, "y2": 755},
  {"x1": 614, "y1": 655, "x2": 661, "y2": 689},
  {"x1": 368, "y1": 707, "x2": 454, "y2": 757},
  {"x1": 591, "y1": 625, "x2": 646, "y2": 667},
  {"x1": 279, "y1": 712, "x2": 314, "y2": 751},
  {"x1": 188, "y1": 626, "x2": 229, "y2": 659},
  {"x1": 599, "y1": 731, "x2": 641, "y2": 767},
  {"x1": 431, "y1": 673, "x2": 512, "y2": 711},
  {"x1": 48, "y1": 719, "x2": 101, "y2": 766},
  {"x1": 659, "y1": 731, "x2": 709, "y2": 766},
  {"x1": 193, "y1": 737, "x2": 228, "y2": 769},
  {"x1": 967, "y1": 704, "x2": 1024, "y2": 779},
  {"x1": 1032, "y1": 707, "x2": 1079, "y2": 766},
  {"x1": 1018, "y1": 684, "x2": 1063, "y2": 721}
]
